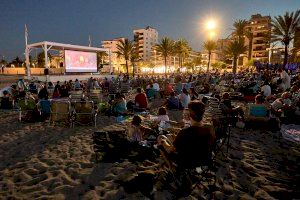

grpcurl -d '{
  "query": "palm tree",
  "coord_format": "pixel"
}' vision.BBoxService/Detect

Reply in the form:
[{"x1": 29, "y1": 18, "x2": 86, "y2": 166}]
[
  {"x1": 272, "y1": 10, "x2": 300, "y2": 66},
  {"x1": 155, "y1": 37, "x2": 174, "y2": 75},
  {"x1": 37, "y1": 52, "x2": 52, "y2": 67},
  {"x1": 130, "y1": 52, "x2": 140, "y2": 76},
  {"x1": 233, "y1": 19, "x2": 248, "y2": 41},
  {"x1": 97, "y1": 51, "x2": 108, "y2": 66},
  {"x1": 224, "y1": 39, "x2": 248, "y2": 74},
  {"x1": 12, "y1": 56, "x2": 23, "y2": 67},
  {"x1": 233, "y1": 19, "x2": 253, "y2": 61},
  {"x1": 116, "y1": 39, "x2": 135, "y2": 75},
  {"x1": 191, "y1": 56, "x2": 202, "y2": 73},
  {"x1": 174, "y1": 39, "x2": 190, "y2": 68},
  {"x1": 203, "y1": 40, "x2": 217, "y2": 72}
]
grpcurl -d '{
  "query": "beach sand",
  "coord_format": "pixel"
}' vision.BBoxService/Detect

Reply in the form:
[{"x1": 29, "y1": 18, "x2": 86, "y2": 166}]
[{"x1": 0, "y1": 99, "x2": 299, "y2": 199}]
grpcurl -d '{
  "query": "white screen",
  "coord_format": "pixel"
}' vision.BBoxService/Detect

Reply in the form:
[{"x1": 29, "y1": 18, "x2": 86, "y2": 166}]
[{"x1": 65, "y1": 50, "x2": 97, "y2": 73}]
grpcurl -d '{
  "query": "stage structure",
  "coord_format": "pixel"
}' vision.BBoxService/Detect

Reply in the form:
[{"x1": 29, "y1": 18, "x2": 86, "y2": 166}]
[{"x1": 25, "y1": 41, "x2": 112, "y2": 79}]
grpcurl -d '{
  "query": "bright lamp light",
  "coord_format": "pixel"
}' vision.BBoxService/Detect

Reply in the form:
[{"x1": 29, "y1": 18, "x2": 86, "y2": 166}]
[{"x1": 206, "y1": 20, "x2": 216, "y2": 30}]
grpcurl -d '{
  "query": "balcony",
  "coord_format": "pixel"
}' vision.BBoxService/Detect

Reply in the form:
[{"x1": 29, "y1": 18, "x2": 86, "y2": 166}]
[{"x1": 253, "y1": 40, "x2": 266, "y2": 45}]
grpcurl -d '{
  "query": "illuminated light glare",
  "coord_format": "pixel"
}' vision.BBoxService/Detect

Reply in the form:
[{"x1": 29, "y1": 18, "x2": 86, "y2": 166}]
[
  {"x1": 206, "y1": 20, "x2": 216, "y2": 30},
  {"x1": 209, "y1": 31, "x2": 216, "y2": 39}
]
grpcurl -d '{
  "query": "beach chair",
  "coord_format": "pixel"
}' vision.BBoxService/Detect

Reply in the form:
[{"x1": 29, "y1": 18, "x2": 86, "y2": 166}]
[
  {"x1": 72, "y1": 100, "x2": 97, "y2": 127},
  {"x1": 245, "y1": 103, "x2": 274, "y2": 130},
  {"x1": 89, "y1": 89, "x2": 102, "y2": 104},
  {"x1": 247, "y1": 103, "x2": 270, "y2": 122},
  {"x1": 49, "y1": 100, "x2": 71, "y2": 126},
  {"x1": 69, "y1": 90, "x2": 83, "y2": 101},
  {"x1": 158, "y1": 137, "x2": 216, "y2": 197}
]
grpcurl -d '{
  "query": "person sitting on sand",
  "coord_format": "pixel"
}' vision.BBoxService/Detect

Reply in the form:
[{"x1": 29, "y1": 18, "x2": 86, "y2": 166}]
[
  {"x1": 135, "y1": 88, "x2": 148, "y2": 110},
  {"x1": 155, "y1": 107, "x2": 170, "y2": 122},
  {"x1": 127, "y1": 115, "x2": 152, "y2": 143},
  {"x1": 157, "y1": 101, "x2": 216, "y2": 169},
  {"x1": 112, "y1": 93, "x2": 127, "y2": 116},
  {"x1": 166, "y1": 92, "x2": 182, "y2": 109},
  {"x1": 146, "y1": 84, "x2": 155, "y2": 100},
  {"x1": 190, "y1": 87, "x2": 199, "y2": 101},
  {"x1": 38, "y1": 84, "x2": 49, "y2": 100},
  {"x1": 220, "y1": 92, "x2": 244, "y2": 119},
  {"x1": 261, "y1": 81, "x2": 271, "y2": 98},
  {"x1": 179, "y1": 88, "x2": 191, "y2": 109}
]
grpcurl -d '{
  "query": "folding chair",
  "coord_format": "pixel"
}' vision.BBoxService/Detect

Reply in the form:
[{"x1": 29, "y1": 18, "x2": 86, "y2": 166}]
[
  {"x1": 72, "y1": 100, "x2": 97, "y2": 127},
  {"x1": 69, "y1": 90, "x2": 83, "y2": 101},
  {"x1": 49, "y1": 100, "x2": 71, "y2": 127},
  {"x1": 89, "y1": 89, "x2": 102, "y2": 104}
]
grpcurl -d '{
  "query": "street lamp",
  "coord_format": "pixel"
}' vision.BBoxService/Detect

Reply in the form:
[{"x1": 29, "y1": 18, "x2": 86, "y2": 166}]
[{"x1": 206, "y1": 20, "x2": 216, "y2": 30}]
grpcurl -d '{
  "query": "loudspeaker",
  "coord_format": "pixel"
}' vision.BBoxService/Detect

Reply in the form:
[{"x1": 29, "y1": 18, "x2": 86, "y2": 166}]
[{"x1": 44, "y1": 68, "x2": 49, "y2": 75}]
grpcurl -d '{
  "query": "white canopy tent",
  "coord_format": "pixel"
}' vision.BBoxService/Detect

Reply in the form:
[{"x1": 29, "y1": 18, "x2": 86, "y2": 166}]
[{"x1": 25, "y1": 41, "x2": 112, "y2": 78}]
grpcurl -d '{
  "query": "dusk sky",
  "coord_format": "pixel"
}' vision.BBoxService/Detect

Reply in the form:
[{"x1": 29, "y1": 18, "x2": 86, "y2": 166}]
[{"x1": 1, "y1": 0, "x2": 300, "y2": 61}]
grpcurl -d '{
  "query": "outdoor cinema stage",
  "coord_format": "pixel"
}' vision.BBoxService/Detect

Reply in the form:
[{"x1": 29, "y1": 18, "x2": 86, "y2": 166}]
[{"x1": 25, "y1": 41, "x2": 112, "y2": 78}]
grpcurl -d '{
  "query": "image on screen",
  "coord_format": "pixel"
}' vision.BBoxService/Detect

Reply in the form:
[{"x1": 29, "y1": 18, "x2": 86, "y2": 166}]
[{"x1": 65, "y1": 50, "x2": 97, "y2": 73}]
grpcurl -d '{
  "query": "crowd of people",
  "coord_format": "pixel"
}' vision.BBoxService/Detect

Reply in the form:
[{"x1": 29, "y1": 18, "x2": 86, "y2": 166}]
[{"x1": 0, "y1": 68, "x2": 300, "y2": 194}]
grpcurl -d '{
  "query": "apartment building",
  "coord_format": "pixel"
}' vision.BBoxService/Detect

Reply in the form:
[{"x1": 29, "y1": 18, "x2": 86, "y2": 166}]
[
  {"x1": 294, "y1": 27, "x2": 300, "y2": 57},
  {"x1": 133, "y1": 26, "x2": 158, "y2": 61},
  {"x1": 246, "y1": 14, "x2": 272, "y2": 62},
  {"x1": 101, "y1": 37, "x2": 126, "y2": 72}
]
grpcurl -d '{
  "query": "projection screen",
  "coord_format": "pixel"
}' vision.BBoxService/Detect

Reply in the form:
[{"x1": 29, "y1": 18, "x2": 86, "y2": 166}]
[{"x1": 65, "y1": 50, "x2": 97, "y2": 73}]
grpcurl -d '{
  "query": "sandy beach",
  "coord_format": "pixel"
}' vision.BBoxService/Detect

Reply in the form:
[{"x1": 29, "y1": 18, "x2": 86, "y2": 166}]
[{"x1": 0, "y1": 105, "x2": 299, "y2": 199}]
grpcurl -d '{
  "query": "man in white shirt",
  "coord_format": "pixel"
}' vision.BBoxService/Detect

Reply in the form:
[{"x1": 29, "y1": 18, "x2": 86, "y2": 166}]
[
  {"x1": 261, "y1": 82, "x2": 271, "y2": 97},
  {"x1": 279, "y1": 69, "x2": 291, "y2": 89}
]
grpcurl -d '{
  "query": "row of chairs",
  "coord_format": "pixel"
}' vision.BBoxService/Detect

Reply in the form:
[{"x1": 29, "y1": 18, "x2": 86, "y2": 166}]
[{"x1": 17, "y1": 99, "x2": 97, "y2": 127}]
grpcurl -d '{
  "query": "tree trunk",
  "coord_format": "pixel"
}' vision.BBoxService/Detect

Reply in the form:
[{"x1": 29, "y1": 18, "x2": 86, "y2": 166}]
[
  {"x1": 248, "y1": 37, "x2": 253, "y2": 61},
  {"x1": 283, "y1": 44, "x2": 288, "y2": 67},
  {"x1": 126, "y1": 60, "x2": 129, "y2": 75},
  {"x1": 233, "y1": 56, "x2": 238, "y2": 74},
  {"x1": 207, "y1": 52, "x2": 211, "y2": 73},
  {"x1": 132, "y1": 63, "x2": 135, "y2": 77},
  {"x1": 164, "y1": 56, "x2": 167, "y2": 76}
]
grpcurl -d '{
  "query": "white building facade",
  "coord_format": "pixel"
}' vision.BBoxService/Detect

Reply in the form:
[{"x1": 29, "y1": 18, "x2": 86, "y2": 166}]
[
  {"x1": 133, "y1": 26, "x2": 158, "y2": 61},
  {"x1": 101, "y1": 37, "x2": 126, "y2": 73}
]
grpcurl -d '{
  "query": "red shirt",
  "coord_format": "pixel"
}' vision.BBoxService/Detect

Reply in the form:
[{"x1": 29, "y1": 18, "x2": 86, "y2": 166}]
[{"x1": 135, "y1": 93, "x2": 148, "y2": 108}]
